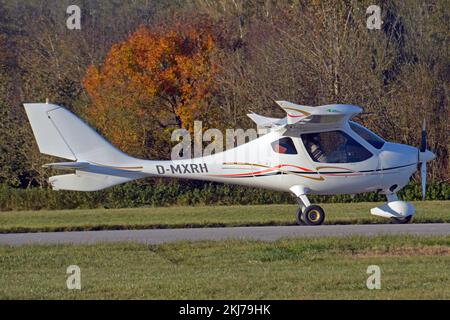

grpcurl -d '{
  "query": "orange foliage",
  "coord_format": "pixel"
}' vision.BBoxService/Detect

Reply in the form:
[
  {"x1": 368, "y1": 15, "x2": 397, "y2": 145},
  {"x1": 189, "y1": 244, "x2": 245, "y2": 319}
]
[{"x1": 82, "y1": 23, "x2": 218, "y2": 156}]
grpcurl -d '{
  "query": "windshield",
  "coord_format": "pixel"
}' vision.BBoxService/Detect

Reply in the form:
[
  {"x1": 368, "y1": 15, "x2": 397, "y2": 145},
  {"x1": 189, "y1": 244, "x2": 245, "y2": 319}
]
[{"x1": 349, "y1": 122, "x2": 385, "y2": 149}]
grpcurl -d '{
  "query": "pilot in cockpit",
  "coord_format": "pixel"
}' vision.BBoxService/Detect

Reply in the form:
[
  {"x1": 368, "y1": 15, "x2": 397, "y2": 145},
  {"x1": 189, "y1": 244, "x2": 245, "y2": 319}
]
[
  {"x1": 304, "y1": 135, "x2": 327, "y2": 163},
  {"x1": 304, "y1": 133, "x2": 348, "y2": 163}
]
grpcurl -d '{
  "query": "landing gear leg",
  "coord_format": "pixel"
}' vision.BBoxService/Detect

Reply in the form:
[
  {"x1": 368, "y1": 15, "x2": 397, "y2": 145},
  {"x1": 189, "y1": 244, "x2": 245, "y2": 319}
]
[
  {"x1": 295, "y1": 195, "x2": 309, "y2": 225},
  {"x1": 291, "y1": 186, "x2": 326, "y2": 226}
]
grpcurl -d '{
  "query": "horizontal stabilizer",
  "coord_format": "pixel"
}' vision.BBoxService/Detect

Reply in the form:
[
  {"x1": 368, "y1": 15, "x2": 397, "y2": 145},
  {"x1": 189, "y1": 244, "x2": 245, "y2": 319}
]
[
  {"x1": 49, "y1": 171, "x2": 136, "y2": 192},
  {"x1": 43, "y1": 162, "x2": 90, "y2": 170}
]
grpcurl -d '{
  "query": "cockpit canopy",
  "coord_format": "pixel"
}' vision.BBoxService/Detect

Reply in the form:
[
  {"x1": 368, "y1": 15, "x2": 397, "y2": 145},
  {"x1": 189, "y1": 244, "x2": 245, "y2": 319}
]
[{"x1": 271, "y1": 122, "x2": 386, "y2": 164}]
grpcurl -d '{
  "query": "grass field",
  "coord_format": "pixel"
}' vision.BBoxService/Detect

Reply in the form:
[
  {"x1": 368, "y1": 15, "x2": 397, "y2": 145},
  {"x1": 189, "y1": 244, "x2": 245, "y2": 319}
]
[
  {"x1": 0, "y1": 201, "x2": 448, "y2": 233},
  {"x1": 0, "y1": 235, "x2": 449, "y2": 299}
]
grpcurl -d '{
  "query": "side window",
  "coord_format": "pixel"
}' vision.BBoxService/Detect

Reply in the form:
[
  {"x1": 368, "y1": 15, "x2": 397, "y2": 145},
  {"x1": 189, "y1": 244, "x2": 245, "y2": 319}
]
[
  {"x1": 301, "y1": 131, "x2": 372, "y2": 163},
  {"x1": 271, "y1": 137, "x2": 297, "y2": 155},
  {"x1": 349, "y1": 122, "x2": 385, "y2": 149}
]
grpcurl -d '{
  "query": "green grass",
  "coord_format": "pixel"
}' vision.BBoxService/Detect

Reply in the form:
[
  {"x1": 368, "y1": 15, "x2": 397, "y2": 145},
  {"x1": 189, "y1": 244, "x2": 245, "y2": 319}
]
[
  {"x1": 0, "y1": 235, "x2": 449, "y2": 299},
  {"x1": 0, "y1": 201, "x2": 449, "y2": 233}
]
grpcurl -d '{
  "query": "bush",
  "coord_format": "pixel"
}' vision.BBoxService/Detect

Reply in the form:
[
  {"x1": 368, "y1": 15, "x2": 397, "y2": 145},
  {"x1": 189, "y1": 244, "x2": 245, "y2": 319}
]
[{"x1": 0, "y1": 180, "x2": 448, "y2": 212}]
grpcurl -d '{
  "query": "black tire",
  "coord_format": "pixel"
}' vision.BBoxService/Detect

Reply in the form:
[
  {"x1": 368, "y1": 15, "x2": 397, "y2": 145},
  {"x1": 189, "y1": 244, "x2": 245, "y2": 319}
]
[
  {"x1": 301, "y1": 205, "x2": 325, "y2": 226},
  {"x1": 390, "y1": 215, "x2": 413, "y2": 224}
]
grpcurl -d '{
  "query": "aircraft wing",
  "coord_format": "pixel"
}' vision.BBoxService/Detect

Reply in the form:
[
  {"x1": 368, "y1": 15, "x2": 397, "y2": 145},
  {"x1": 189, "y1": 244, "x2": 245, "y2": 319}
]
[
  {"x1": 247, "y1": 112, "x2": 287, "y2": 127},
  {"x1": 276, "y1": 101, "x2": 362, "y2": 126},
  {"x1": 247, "y1": 101, "x2": 362, "y2": 130}
]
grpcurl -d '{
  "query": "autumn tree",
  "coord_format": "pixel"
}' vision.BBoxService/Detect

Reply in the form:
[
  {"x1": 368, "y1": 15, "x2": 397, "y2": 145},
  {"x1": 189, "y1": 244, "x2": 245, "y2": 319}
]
[{"x1": 83, "y1": 23, "x2": 219, "y2": 159}]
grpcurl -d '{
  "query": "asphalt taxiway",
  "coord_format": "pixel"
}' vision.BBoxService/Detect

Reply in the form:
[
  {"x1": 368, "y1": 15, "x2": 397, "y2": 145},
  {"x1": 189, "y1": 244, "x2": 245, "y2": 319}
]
[{"x1": 0, "y1": 223, "x2": 449, "y2": 246}]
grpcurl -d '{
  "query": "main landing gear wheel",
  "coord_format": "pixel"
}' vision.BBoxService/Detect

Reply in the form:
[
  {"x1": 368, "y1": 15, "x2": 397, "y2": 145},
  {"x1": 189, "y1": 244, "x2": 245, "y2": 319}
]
[
  {"x1": 390, "y1": 215, "x2": 413, "y2": 224},
  {"x1": 296, "y1": 205, "x2": 325, "y2": 226}
]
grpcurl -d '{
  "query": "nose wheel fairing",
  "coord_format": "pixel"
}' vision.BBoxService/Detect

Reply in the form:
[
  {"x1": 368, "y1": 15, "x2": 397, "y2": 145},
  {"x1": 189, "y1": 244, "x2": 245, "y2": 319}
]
[{"x1": 370, "y1": 200, "x2": 415, "y2": 219}]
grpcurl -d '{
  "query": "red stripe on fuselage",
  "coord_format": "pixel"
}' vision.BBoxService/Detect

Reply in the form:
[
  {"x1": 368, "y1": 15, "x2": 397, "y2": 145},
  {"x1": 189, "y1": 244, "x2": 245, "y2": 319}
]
[{"x1": 208, "y1": 164, "x2": 314, "y2": 177}]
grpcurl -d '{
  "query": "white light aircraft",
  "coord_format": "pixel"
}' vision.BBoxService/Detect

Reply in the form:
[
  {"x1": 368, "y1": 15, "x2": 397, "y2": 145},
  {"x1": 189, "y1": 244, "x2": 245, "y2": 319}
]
[{"x1": 23, "y1": 101, "x2": 435, "y2": 225}]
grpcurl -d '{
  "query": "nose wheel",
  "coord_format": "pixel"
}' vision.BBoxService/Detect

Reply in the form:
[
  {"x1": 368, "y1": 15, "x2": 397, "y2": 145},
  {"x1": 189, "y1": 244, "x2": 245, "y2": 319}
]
[
  {"x1": 296, "y1": 205, "x2": 326, "y2": 226},
  {"x1": 390, "y1": 215, "x2": 413, "y2": 224}
]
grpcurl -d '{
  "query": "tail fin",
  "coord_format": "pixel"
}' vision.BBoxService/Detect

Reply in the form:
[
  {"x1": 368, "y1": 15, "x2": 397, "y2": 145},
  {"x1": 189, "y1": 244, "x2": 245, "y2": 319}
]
[
  {"x1": 23, "y1": 103, "x2": 144, "y2": 191},
  {"x1": 23, "y1": 103, "x2": 134, "y2": 164}
]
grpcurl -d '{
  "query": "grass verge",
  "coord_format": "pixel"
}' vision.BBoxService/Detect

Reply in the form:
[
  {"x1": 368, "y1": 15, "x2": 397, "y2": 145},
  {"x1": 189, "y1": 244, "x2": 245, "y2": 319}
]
[{"x1": 0, "y1": 235, "x2": 449, "y2": 299}]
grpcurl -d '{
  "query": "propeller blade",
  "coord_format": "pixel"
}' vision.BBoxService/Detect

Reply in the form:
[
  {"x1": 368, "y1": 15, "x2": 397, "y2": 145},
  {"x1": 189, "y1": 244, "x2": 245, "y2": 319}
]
[
  {"x1": 420, "y1": 119, "x2": 427, "y2": 152},
  {"x1": 421, "y1": 161, "x2": 427, "y2": 200}
]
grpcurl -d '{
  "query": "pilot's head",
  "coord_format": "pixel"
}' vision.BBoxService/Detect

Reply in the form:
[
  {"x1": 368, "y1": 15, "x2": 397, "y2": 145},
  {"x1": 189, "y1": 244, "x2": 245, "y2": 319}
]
[{"x1": 312, "y1": 135, "x2": 321, "y2": 144}]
